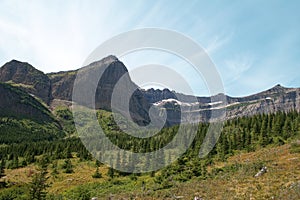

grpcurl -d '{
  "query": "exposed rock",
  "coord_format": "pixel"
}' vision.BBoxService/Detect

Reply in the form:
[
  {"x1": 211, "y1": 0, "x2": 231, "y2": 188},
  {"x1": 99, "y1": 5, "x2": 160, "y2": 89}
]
[
  {"x1": 57, "y1": 56, "x2": 151, "y2": 126},
  {"x1": 254, "y1": 166, "x2": 267, "y2": 177},
  {"x1": 0, "y1": 60, "x2": 52, "y2": 104},
  {"x1": 148, "y1": 84, "x2": 300, "y2": 123},
  {"x1": 48, "y1": 70, "x2": 77, "y2": 101},
  {"x1": 1, "y1": 56, "x2": 300, "y2": 126}
]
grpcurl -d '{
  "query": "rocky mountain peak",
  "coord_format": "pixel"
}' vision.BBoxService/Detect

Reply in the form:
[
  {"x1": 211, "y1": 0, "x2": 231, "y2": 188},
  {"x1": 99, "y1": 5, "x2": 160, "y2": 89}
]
[
  {"x1": 1, "y1": 60, "x2": 42, "y2": 80},
  {"x1": 272, "y1": 84, "x2": 285, "y2": 90},
  {"x1": 263, "y1": 84, "x2": 288, "y2": 94},
  {"x1": 0, "y1": 60, "x2": 52, "y2": 104},
  {"x1": 103, "y1": 55, "x2": 118, "y2": 62},
  {"x1": 87, "y1": 55, "x2": 119, "y2": 68},
  {"x1": 50, "y1": 56, "x2": 151, "y2": 125}
]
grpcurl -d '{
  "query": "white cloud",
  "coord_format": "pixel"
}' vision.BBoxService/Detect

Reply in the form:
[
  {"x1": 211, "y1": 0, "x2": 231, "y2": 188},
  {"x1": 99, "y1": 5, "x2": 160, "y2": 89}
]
[
  {"x1": 224, "y1": 53, "x2": 254, "y2": 83},
  {"x1": 205, "y1": 33, "x2": 232, "y2": 55}
]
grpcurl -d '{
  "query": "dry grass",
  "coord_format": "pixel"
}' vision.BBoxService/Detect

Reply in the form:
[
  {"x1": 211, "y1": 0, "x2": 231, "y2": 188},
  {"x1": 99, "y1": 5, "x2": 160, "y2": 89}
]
[
  {"x1": 112, "y1": 144, "x2": 300, "y2": 199},
  {"x1": 3, "y1": 158, "x2": 110, "y2": 194},
  {"x1": 2, "y1": 144, "x2": 300, "y2": 199}
]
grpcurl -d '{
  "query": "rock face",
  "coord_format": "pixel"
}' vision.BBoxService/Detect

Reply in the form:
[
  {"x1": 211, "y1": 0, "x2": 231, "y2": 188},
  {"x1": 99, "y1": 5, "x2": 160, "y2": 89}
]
[
  {"x1": 0, "y1": 60, "x2": 52, "y2": 104},
  {"x1": 48, "y1": 70, "x2": 77, "y2": 101},
  {"x1": 50, "y1": 55, "x2": 151, "y2": 125},
  {"x1": 225, "y1": 85, "x2": 300, "y2": 120},
  {"x1": 147, "y1": 84, "x2": 300, "y2": 123},
  {"x1": 142, "y1": 88, "x2": 177, "y2": 103},
  {"x1": 142, "y1": 88, "x2": 211, "y2": 104}
]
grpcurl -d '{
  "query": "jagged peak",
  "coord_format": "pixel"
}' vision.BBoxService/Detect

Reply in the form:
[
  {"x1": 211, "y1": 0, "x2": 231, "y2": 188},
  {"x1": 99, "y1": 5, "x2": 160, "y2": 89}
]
[
  {"x1": 3, "y1": 59, "x2": 31, "y2": 67},
  {"x1": 86, "y1": 55, "x2": 119, "y2": 67},
  {"x1": 273, "y1": 84, "x2": 285, "y2": 89},
  {"x1": 103, "y1": 55, "x2": 118, "y2": 62},
  {"x1": 1, "y1": 59, "x2": 45, "y2": 75},
  {"x1": 8, "y1": 59, "x2": 24, "y2": 64},
  {"x1": 268, "y1": 84, "x2": 287, "y2": 92}
]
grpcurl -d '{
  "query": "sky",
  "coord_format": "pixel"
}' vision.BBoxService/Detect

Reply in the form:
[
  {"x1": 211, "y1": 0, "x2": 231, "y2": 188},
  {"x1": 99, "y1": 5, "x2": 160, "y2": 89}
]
[{"x1": 0, "y1": 0, "x2": 299, "y2": 97}]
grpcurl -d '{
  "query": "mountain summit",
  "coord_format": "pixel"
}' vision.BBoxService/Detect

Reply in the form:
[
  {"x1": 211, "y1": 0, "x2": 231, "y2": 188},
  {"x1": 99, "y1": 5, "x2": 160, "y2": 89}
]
[{"x1": 0, "y1": 60, "x2": 52, "y2": 104}]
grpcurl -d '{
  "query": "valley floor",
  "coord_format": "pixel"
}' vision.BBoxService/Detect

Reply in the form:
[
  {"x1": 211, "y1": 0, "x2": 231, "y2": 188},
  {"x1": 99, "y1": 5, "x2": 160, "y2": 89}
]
[{"x1": 2, "y1": 142, "x2": 300, "y2": 200}]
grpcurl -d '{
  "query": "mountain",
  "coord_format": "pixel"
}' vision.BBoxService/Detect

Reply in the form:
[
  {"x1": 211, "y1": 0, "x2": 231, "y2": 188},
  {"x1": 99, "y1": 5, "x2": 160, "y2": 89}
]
[
  {"x1": 48, "y1": 55, "x2": 151, "y2": 125},
  {"x1": 0, "y1": 60, "x2": 52, "y2": 104},
  {"x1": 0, "y1": 55, "x2": 300, "y2": 128},
  {"x1": 0, "y1": 82, "x2": 63, "y2": 143},
  {"x1": 47, "y1": 70, "x2": 77, "y2": 102},
  {"x1": 0, "y1": 82, "x2": 54, "y2": 122},
  {"x1": 146, "y1": 84, "x2": 300, "y2": 122},
  {"x1": 224, "y1": 84, "x2": 300, "y2": 119}
]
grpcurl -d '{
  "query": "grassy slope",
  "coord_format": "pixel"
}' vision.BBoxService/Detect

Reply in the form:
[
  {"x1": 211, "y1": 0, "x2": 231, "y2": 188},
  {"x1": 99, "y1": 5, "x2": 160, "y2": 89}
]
[
  {"x1": 158, "y1": 144, "x2": 300, "y2": 200},
  {"x1": 2, "y1": 142, "x2": 299, "y2": 199}
]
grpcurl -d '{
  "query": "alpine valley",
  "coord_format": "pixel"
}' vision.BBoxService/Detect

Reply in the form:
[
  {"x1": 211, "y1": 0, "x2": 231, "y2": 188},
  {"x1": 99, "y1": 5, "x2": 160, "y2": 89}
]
[{"x1": 0, "y1": 56, "x2": 299, "y2": 199}]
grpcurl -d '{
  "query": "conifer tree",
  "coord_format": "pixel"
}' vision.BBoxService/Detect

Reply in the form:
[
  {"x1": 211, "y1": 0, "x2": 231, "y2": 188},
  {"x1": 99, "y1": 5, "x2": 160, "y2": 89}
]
[
  {"x1": 0, "y1": 159, "x2": 5, "y2": 179},
  {"x1": 62, "y1": 159, "x2": 74, "y2": 173},
  {"x1": 259, "y1": 117, "x2": 269, "y2": 146},
  {"x1": 92, "y1": 167, "x2": 102, "y2": 178},
  {"x1": 29, "y1": 158, "x2": 49, "y2": 200},
  {"x1": 107, "y1": 167, "x2": 114, "y2": 179}
]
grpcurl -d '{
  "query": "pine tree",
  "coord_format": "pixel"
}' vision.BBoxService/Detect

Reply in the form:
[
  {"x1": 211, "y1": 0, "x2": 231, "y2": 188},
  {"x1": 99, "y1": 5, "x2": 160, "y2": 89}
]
[
  {"x1": 107, "y1": 167, "x2": 114, "y2": 179},
  {"x1": 29, "y1": 159, "x2": 49, "y2": 200},
  {"x1": 259, "y1": 117, "x2": 269, "y2": 146},
  {"x1": 62, "y1": 159, "x2": 74, "y2": 173},
  {"x1": 282, "y1": 116, "x2": 292, "y2": 139},
  {"x1": 92, "y1": 167, "x2": 102, "y2": 178},
  {"x1": 51, "y1": 160, "x2": 59, "y2": 177},
  {"x1": 95, "y1": 159, "x2": 101, "y2": 168},
  {"x1": 63, "y1": 147, "x2": 72, "y2": 159},
  {"x1": 12, "y1": 155, "x2": 19, "y2": 169},
  {"x1": 0, "y1": 159, "x2": 6, "y2": 188},
  {"x1": 0, "y1": 159, "x2": 5, "y2": 179}
]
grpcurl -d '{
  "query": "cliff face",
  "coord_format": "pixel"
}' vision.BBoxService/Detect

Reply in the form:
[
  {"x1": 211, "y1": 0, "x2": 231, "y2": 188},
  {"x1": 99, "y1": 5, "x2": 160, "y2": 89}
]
[
  {"x1": 148, "y1": 85, "x2": 300, "y2": 123},
  {"x1": 225, "y1": 85, "x2": 300, "y2": 120},
  {"x1": 48, "y1": 70, "x2": 77, "y2": 102},
  {"x1": 95, "y1": 58, "x2": 151, "y2": 125},
  {"x1": 0, "y1": 60, "x2": 52, "y2": 104},
  {"x1": 48, "y1": 56, "x2": 151, "y2": 125}
]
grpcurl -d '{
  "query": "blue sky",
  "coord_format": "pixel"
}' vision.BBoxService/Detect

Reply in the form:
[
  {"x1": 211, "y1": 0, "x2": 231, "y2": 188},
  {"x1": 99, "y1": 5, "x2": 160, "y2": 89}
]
[{"x1": 0, "y1": 0, "x2": 299, "y2": 97}]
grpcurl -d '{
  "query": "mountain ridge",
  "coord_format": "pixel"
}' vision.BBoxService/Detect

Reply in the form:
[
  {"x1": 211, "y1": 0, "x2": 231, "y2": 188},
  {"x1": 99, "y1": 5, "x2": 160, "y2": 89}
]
[{"x1": 0, "y1": 56, "x2": 299, "y2": 125}]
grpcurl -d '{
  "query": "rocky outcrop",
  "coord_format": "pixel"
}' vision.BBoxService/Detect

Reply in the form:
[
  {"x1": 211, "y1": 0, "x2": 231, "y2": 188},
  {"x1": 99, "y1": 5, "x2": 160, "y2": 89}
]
[
  {"x1": 0, "y1": 60, "x2": 52, "y2": 104},
  {"x1": 48, "y1": 70, "x2": 77, "y2": 101}
]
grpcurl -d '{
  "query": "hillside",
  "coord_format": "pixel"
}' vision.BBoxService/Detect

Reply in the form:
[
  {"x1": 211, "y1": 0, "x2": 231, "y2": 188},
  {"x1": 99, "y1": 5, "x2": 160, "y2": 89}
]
[
  {"x1": 0, "y1": 60, "x2": 52, "y2": 104},
  {"x1": 0, "y1": 111, "x2": 299, "y2": 199},
  {"x1": 0, "y1": 82, "x2": 63, "y2": 144}
]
